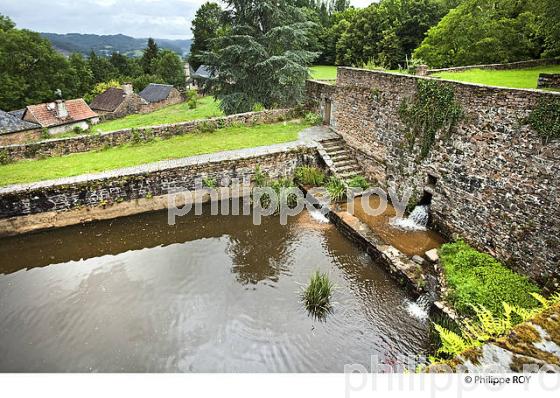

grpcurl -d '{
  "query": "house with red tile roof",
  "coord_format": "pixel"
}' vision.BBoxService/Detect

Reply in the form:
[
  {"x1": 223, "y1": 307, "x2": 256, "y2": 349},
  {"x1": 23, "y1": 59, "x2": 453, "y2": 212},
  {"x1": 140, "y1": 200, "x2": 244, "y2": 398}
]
[{"x1": 22, "y1": 99, "x2": 99, "y2": 135}]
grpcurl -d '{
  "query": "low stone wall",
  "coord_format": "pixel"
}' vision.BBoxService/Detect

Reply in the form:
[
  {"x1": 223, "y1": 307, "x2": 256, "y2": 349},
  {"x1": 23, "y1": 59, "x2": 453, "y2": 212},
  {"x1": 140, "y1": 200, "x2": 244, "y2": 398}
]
[
  {"x1": 428, "y1": 58, "x2": 560, "y2": 74},
  {"x1": 306, "y1": 80, "x2": 337, "y2": 127},
  {"x1": 0, "y1": 129, "x2": 42, "y2": 146},
  {"x1": 0, "y1": 144, "x2": 318, "y2": 233},
  {"x1": 0, "y1": 109, "x2": 295, "y2": 162},
  {"x1": 538, "y1": 73, "x2": 560, "y2": 89},
  {"x1": 322, "y1": 67, "x2": 560, "y2": 284}
]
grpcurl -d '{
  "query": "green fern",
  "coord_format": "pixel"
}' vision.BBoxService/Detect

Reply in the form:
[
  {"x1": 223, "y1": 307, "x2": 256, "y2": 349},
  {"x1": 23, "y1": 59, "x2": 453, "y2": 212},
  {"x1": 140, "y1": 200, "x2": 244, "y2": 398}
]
[{"x1": 434, "y1": 324, "x2": 470, "y2": 356}]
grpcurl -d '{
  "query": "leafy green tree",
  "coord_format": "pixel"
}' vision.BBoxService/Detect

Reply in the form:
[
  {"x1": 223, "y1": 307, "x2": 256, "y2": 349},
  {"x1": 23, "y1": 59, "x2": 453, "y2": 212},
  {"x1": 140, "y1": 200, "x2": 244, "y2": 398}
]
[
  {"x1": 201, "y1": 0, "x2": 318, "y2": 114},
  {"x1": 84, "y1": 79, "x2": 121, "y2": 103},
  {"x1": 532, "y1": 0, "x2": 560, "y2": 57},
  {"x1": 131, "y1": 74, "x2": 165, "y2": 92},
  {"x1": 0, "y1": 15, "x2": 74, "y2": 109},
  {"x1": 141, "y1": 38, "x2": 159, "y2": 74},
  {"x1": 88, "y1": 51, "x2": 118, "y2": 84},
  {"x1": 154, "y1": 49, "x2": 185, "y2": 87},
  {"x1": 68, "y1": 53, "x2": 94, "y2": 98},
  {"x1": 110, "y1": 52, "x2": 133, "y2": 77},
  {"x1": 189, "y1": 2, "x2": 226, "y2": 70},
  {"x1": 414, "y1": 0, "x2": 542, "y2": 67}
]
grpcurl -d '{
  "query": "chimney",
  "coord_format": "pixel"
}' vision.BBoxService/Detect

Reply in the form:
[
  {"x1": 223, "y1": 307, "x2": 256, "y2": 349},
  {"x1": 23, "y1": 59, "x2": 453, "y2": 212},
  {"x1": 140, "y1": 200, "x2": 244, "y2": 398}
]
[
  {"x1": 55, "y1": 100, "x2": 69, "y2": 119},
  {"x1": 122, "y1": 83, "x2": 134, "y2": 96}
]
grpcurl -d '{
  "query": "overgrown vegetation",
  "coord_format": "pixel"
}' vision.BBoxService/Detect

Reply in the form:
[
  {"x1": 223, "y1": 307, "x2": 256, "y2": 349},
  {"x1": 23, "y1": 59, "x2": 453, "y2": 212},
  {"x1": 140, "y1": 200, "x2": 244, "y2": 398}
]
[
  {"x1": 347, "y1": 175, "x2": 369, "y2": 190},
  {"x1": 295, "y1": 166, "x2": 326, "y2": 186},
  {"x1": 399, "y1": 80, "x2": 463, "y2": 159},
  {"x1": 439, "y1": 241, "x2": 541, "y2": 316},
  {"x1": 302, "y1": 271, "x2": 334, "y2": 318},
  {"x1": 432, "y1": 293, "x2": 560, "y2": 361},
  {"x1": 528, "y1": 97, "x2": 560, "y2": 143},
  {"x1": 325, "y1": 176, "x2": 347, "y2": 201},
  {"x1": 304, "y1": 112, "x2": 323, "y2": 126}
]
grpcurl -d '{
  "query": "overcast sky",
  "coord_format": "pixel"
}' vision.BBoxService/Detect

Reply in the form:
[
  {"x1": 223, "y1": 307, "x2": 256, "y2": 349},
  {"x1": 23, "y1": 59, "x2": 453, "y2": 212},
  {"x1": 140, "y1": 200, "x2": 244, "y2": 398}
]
[{"x1": 0, "y1": 0, "x2": 375, "y2": 40}]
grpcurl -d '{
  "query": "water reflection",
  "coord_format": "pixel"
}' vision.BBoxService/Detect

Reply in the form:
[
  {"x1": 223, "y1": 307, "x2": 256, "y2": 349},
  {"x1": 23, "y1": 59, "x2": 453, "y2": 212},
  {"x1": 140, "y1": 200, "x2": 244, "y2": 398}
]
[{"x1": 0, "y1": 205, "x2": 430, "y2": 372}]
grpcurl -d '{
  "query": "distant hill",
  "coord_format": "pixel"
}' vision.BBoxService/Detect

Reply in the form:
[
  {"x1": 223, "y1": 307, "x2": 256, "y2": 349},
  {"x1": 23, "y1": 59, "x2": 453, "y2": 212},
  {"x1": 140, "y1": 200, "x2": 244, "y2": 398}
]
[{"x1": 40, "y1": 33, "x2": 191, "y2": 58}]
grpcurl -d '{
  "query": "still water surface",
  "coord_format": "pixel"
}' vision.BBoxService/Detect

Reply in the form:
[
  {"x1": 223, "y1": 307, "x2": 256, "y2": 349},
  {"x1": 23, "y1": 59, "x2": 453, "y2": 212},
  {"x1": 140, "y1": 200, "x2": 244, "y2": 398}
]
[{"x1": 0, "y1": 207, "x2": 429, "y2": 372}]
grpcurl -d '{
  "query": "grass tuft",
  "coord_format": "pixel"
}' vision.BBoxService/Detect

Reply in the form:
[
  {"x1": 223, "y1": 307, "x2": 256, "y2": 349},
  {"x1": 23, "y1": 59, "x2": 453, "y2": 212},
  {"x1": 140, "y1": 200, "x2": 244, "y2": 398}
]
[
  {"x1": 302, "y1": 271, "x2": 334, "y2": 317},
  {"x1": 325, "y1": 176, "x2": 347, "y2": 202},
  {"x1": 294, "y1": 166, "x2": 326, "y2": 186}
]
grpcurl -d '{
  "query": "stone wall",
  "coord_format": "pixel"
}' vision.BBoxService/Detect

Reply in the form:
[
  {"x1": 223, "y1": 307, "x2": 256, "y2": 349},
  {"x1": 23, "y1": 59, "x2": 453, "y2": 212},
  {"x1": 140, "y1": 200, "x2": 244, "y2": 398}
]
[
  {"x1": 428, "y1": 58, "x2": 560, "y2": 74},
  {"x1": 0, "y1": 144, "x2": 318, "y2": 222},
  {"x1": 0, "y1": 129, "x2": 42, "y2": 146},
  {"x1": 306, "y1": 80, "x2": 337, "y2": 126},
  {"x1": 328, "y1": 67, "x2": 560, "y2": 284},
  {"x1": 538, "y1": 73, "x2": 560, "y2": 89},
  {"x1": 0, "y1": 109, "x2": 295, "y2": 162}
]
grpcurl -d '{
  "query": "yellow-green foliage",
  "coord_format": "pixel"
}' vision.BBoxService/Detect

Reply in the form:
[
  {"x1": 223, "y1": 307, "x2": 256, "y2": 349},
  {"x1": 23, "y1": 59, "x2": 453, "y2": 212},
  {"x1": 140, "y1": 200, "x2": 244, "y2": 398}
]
[
  {"x1": 294, "y1": 166, "x2": 326, "y2": 186},
  {"x1": 439, "y1": 241, "x2": 541, "y2": 316},
  {"x1": 434, "y1": 293, "x2": 560, "y2": 360}
]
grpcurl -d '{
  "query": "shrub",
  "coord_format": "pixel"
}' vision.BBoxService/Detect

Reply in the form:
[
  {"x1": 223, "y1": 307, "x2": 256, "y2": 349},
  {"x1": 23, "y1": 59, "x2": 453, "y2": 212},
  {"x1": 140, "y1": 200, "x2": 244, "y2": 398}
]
[
  {"x1": 253, "y1": 166, "x2": 268, "y2": 187},
  {"x1": 0, "y1": 149, "x2": 12, "y2": 165},
  {"x1": 439, "y1": 241, "x2": 541, "y2": 316},
  {"x1": 187, "y1": 98, "x2": 197, "y2": 110},
  {"x1": 528, "y1": 97, "x2": 560, "y2": 143},
  {"x1": 304, "y1": 112, "x2": 323, "y2": 126},
  {"x1": 294, "y1": 166, "x2": 326, "y2": 186},
  {"x1": 302, "y1": 271, "x2": 334, "y2": 317},
  {"x1": 196, "y1": 121, "x2": 217, "y2": 134},
  {"x1": 347, "y1": 175, "x2": 369, "y2": 190},
  {"x1": 202, "y1": 177, "x2": 217, "y2": 188},
  {"x1": 40, "y1": 128, "x2": 50, "y2": 140},
  {"x1": 325, "y1": 177, "x2": 347, "y2": 202},
  {"x1": 252, "y1": 102, "x2": 265, "y2": 112}
]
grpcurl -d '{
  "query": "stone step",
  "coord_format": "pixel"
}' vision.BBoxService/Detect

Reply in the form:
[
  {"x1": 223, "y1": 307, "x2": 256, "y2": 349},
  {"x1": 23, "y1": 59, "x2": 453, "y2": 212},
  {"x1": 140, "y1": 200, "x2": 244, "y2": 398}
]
[
  {"x1": 339, "y1": 171, "x2": 360, "y2": 179},
  {"x1": 336, "y1": 163, "x2": 361, "y2": 172},
  {"x1": 332, "y1": 159, "x2": 358, "y2": 168},
  {"x1": 323, "y1": 146, "x2": 346, "y2": 154},
  {"x1": 324, "y1": 148, "x2": 349, "y2": 156},
  {"x1": 321, "y1": 139, "x2": 344, "y2": 147}
]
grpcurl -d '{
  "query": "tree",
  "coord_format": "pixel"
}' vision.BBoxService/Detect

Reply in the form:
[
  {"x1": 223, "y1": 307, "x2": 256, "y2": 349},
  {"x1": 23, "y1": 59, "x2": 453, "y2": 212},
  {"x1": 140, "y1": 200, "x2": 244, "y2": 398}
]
[
  {"x1": 334, "y1": 0, "x2": 446, "y2": 69},
  {"x1": 88, "y1": 51, "x2": 118, "y2": 84},
  {"x1": 189, "y1": 2, "x2": 225, "y2": 70},
  {"x1": 532, "y1": 0, "x2": 560, "y2": 57},
  {"x1": 0, "y1": 15, "x2": 74, "y2": 110},
  {"x1": 68, "y1": 53, "x2": 94, "y2": 98},
  {"x1": 84, "y1": 80, "x2": 121, "y2": 103},
  {"x1": 201, "y1": 0, "x2": 318, "y2": 114},
  {"x1": 110, "y1": 52, "x2": 133, "y2": 77},
  {"x1": 414, "y1": 0, "x2": 542, "y2": 68},
  {"x1": 141, "y1": 38, "x2": 159, "y2": 74},
  {"x1": 154, "y1": 49, "x2": 185, "y2": 87}
]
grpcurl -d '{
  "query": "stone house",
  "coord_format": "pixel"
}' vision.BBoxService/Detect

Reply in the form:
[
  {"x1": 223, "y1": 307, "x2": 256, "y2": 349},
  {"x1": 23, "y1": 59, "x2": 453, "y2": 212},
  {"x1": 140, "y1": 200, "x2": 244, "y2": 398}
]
[
  {"x1": 0, "y1": 110, "x2": 41, "y2": 145},
  {"x1": 90, "y1": 84, "x2": 146, "y2": 121},
  {"x1": 139, "y1": 83, "x2": 183, "y2": 112},
  {"x1": 191, "y1": 65, "x2": 213, "y2": 92},
  {"x1": 22, "y1": 99, "x2": 99, "y2": 136}
]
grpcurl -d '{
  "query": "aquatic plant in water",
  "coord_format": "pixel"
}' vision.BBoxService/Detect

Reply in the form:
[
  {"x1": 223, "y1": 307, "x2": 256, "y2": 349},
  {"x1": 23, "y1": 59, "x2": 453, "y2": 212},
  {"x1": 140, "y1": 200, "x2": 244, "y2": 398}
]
[{"x1": 302, "y1": 271, "x2": 334, "y2": 317}]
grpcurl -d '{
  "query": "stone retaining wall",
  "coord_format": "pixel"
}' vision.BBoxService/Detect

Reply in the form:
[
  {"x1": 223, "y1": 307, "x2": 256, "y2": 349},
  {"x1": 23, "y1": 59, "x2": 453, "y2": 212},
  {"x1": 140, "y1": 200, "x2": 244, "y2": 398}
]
[
  {"x1": 427, "y1": 58, "x2": 560, "y2": 74},
  {"x1": 321, "y1": 67, "x2": 560, "y2": 284},
  {"x1": 0, "y1": 109, "x2": 295, "y2": 162},
  {"x1": 0, "y1": 144, "x2": 318, "y2": 232},
  {"x1": 538, "y1": 73, "x2": 560, "y2": 89}
]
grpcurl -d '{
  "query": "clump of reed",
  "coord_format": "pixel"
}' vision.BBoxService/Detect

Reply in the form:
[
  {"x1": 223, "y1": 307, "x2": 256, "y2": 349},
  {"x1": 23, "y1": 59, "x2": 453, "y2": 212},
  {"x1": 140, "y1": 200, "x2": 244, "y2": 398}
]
[
  {"x1": 302, "y1": 271, "x2": 334, "y2": 317},
  {"x1": 294, "y1": 166, "x2": 326, "y2": 187}
]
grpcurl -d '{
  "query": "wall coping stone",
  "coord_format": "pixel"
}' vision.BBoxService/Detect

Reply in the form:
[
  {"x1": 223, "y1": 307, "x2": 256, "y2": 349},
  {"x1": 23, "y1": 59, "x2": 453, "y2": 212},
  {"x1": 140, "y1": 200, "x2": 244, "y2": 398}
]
[{"x1": 337, "y1": 66, "x2": 560, "y2": 96}]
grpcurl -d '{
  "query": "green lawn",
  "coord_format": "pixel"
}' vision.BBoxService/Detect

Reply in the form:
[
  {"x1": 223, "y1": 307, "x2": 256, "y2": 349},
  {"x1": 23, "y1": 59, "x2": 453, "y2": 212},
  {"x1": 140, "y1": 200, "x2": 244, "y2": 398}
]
[
  {"x1": 94, "y1": 96, "x2": 223, "y2": 132},
  {"x1": 0, "y1": 121, "x2": 307, "y2": 186},
  {"x1": 432, "y1": 65, "x2": 560, "y2": 89},
  {"x1": 309, "y1": 65, "x2": 337, "y2": 80}
]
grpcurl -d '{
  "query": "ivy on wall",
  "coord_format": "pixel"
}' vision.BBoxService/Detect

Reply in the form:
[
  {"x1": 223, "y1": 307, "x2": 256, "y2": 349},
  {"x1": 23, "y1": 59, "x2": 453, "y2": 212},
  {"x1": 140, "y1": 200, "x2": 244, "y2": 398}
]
[
  {"x1": 528, "y1": 97, "x2": 560, "y2": 143},
  {"x1": 398, "y1": 80, "x2": 463, "y2": 159}
]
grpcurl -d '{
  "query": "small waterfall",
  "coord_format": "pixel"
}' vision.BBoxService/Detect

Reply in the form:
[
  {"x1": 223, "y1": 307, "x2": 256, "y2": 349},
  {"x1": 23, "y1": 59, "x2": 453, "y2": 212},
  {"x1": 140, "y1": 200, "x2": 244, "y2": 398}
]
[
  {"x1": 405, "y1": 293, "x2": 434, "y2": 321},
  {"x1": 308, "y1": 208, "x2": 330, "y2": 224},
  {"x1": 391, "y1": 205, "x2": 429, "y2": 231}
]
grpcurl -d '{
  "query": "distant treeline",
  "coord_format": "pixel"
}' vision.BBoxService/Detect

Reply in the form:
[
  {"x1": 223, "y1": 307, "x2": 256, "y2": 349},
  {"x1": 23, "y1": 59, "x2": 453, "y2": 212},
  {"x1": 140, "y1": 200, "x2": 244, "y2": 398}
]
[
  {"x1": 41, "y1": 32, "x2": 191, "y2": 57},
  {"x1": 0, "y1": 15, "x2": 185, "y2": 111}
]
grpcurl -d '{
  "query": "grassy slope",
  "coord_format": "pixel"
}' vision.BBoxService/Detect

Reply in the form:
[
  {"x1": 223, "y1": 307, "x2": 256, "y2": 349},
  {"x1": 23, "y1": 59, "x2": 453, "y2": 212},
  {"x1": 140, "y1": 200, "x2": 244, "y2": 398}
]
[
  {"x1": 433, "y1": 66, "x2": 560, "y2": 89},
  {"x1": 0, "y1": 121, "x2": 307, "y2": 186},
  {"x1": 94, "y1": 96, "x2": 223, "y2": 132},
  {"x1": 309, "y1": 65, "x2": 337, "y2": 80}
]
